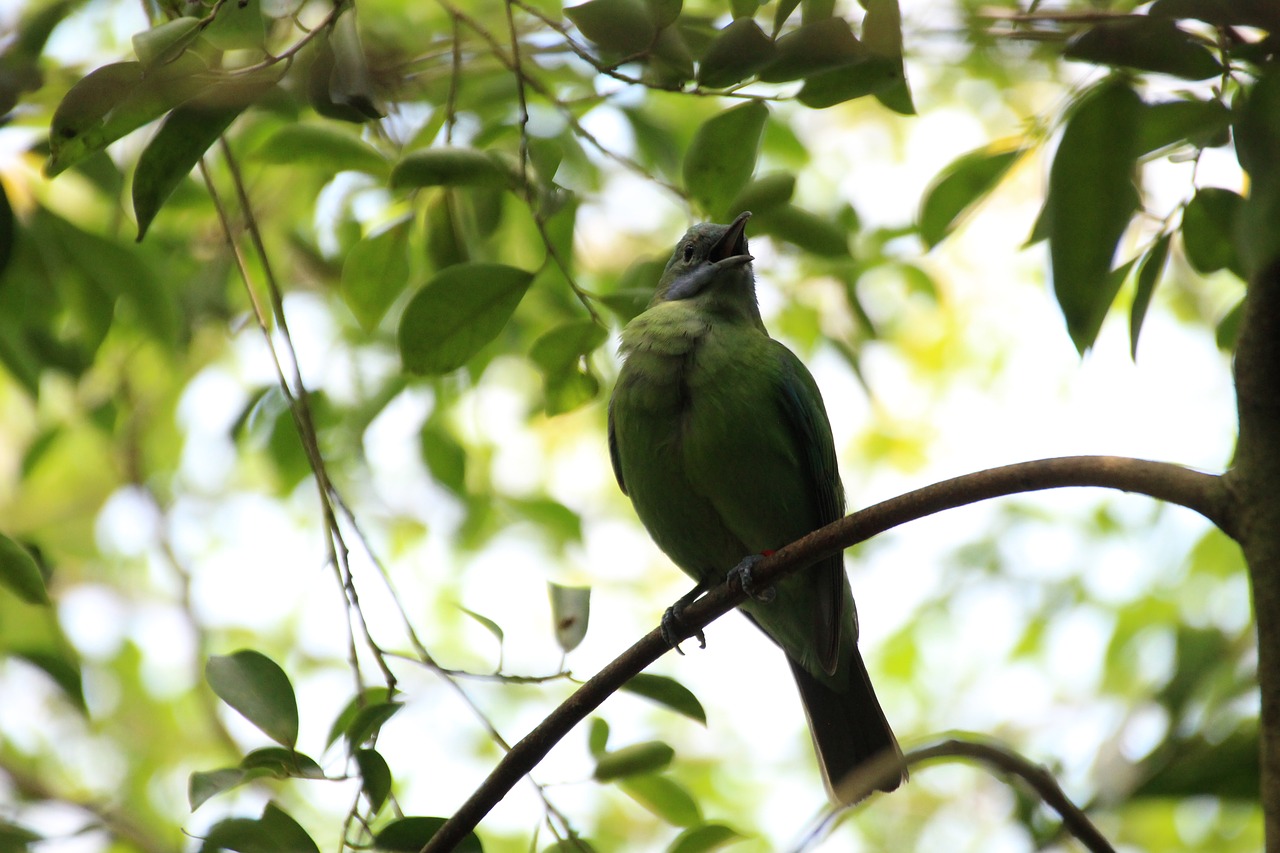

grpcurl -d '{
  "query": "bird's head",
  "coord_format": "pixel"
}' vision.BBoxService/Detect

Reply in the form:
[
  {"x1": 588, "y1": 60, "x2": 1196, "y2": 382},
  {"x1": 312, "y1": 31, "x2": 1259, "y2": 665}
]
[{"x1": 653, "y1": 212, "x2": 757, "y2": 315}]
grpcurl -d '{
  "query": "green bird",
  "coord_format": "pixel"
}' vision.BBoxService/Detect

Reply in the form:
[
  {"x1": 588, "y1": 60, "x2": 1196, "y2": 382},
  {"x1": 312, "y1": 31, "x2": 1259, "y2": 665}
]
[{"x1": 608, "y1": 212, "x2": 905, "y2": 802}]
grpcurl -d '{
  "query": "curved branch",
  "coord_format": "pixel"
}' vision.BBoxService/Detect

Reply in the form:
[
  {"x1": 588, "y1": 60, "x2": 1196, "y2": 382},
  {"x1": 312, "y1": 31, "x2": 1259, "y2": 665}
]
[{"x1": 421, "y1": 455, "x2": 1231, "y2": 852}]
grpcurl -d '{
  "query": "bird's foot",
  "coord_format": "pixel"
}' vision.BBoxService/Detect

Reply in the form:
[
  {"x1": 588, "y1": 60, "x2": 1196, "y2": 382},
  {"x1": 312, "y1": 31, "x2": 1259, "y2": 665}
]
[
  {"x1": 661, "y1": 586, "x2": 707, "y2": 654},
  {"x1": 729, "y1": 552, "x2": 776, "y2": 603}
]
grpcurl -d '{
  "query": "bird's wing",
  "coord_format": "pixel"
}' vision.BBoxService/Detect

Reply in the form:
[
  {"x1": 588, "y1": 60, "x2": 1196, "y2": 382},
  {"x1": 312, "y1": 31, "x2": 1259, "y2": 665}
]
[
  {"x1": 607, "y1": 395, "x2": 628, "y2": 496},
  {"x1": 773, "y1": 342, "x2": 849, "y2": 674}
]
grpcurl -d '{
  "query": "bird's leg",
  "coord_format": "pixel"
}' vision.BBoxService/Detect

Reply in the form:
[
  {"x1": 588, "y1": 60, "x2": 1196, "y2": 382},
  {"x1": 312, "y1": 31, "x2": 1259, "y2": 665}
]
[
  {"x1": 661, "y1": 583, "x2": 708, "y2": 653},
  {"x1": 728, "y1": 552, "x2": 777, "y2": 603}
]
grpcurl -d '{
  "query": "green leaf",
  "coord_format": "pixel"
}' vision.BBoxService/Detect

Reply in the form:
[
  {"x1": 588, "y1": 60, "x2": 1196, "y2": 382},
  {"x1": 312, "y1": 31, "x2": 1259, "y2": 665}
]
[
  {"x1": 509, "y1": 496, "x2": 582, "y2": 544},
  {"x1": 420, "y1": 417, "x2": 468, "y2": 496},
  {"x1": 588, "y1": 717, "x2": 610, "y2": 757},
  {"x1": 758, "y1": 18, "x2": 866, "y2": 83},
  {"x1": 646, "y1": 0, "x2": 682, "y2": 29},
  {"x1": 772, "y1": 0, "x2": 802, "y2": 35},
  {"x1": 1130, "y1": 233, "x2": 1170, "y2": 359},
  {"x1": 1216, "y1": 298, "x2": 1243, "y2": 351},
  {"x1": 794, "y1": 55, "x2": 902, "y2": 109},
  {"x1": 863, "y1": 0, "x2": 913, "y2": 115},
  {"x1": 565, "y1": 0, "x2": 656, "y2": 54},
  {"x1": 373, "y1": 817, "x2": 482, "y2": 852},
  {"x1": 1233, "y1": 64, "x2": 1280, "y2": 278},
  {"x1": 391, "y1": 147, "x2": 512, "y2": 190},
  {"x1": 325, "y1": 687, "x2": 394, "y2": 749},
  {"x1": 206, "y1": 650, "x2": 300, "y2": 748},
  {"x1": 1046, "y1": 78, "x2": 1143, "y2": 354},
  {"x1": 256, "y1": 123, "x2": 388, "y2": 176},
  {"x1": 919, "y1": 143, "x2": 1025, "y2": 247},
  {"x1": 204, "y1": 0, "x2": 266, "y2": 51},
  {"x1": 752, "y1": 203, "x2": 849, "y2": 256},
  {"x1": 345, "y1": 701, "x2": 404, "y2": 751},
  {"x1": 1136, "y1": 98, "x2": 1232, "y2": 156},
  {"x1": 200, "y1": 802, "x2": 320, "y2": 853},
  {"x1": 530, "y1": 320, "x2": 608, "y2": 415},
  {"x1": 239, "y1": 746, "x2": 324, "y2": 778},
  {"x1": 683, "y1": 101, "x2": 768, "y2": 218},
  {"x1": 132, "y1": 17, "x2": 203, "y2": 68},
  {"x1": 0, "y1": 819, "x2": 41, "y2": 850},
  {"x1": 1065, "y1": 16, "x2": 1220, "y2": 80},
  {"x1": 425, "y1": 192, "x2": 472, "y2": 270},
  {"x1": 134, "y1": 75, "x2": 277, "y2": 240},
  {"x1": 0, "y1": 533, "x2": 48, "y2": 605},
  {"x1": 548, "y1": 582, "x2": 590, "y2": 653},
  {"x1": 355, "y1": 749, "x2": 392, "y2": 813},
  {"x1": 725, "y1": 172, "x2": 795, "y2": 219},
  {"x1": 190, "y1": 768, "x2": 252, "y2": 810},
  {"x1": 48, "y1": 58, "x2": 208, "y2": 177},
  {"x1": 1151, "y1": 0, "x2": 1280, "y2": 31},
  {"x1": 696, "y1": 19, "x2": 775, "y2": 89},
  {"x1": 324, "y1": 5, "x2": 382, "y2": 120},
  {"x1": 618, "y1": 774, "x2": 701, "y2": 826},
  {"x1": 593, "y1": 741, "x2": 675, "y2": 781},
  {"x1": 1134, "y1": 727, "x2": 1259, "y2": 801},
  {"x1": 1181, "y1": 187, "x2": 1243, "y2": 276},
  {"x1": 398, "y1": 263, "x2": 534, "y2": 375},
  {"x1": 340, "y1": 220, "x2": 412, "y2": 331},
  {"x1": 666, "y1": 823, "x2": 746, "y2": 853},
  {"x1": 620, "y1": 673, "x2": 707, "y2": 724}
]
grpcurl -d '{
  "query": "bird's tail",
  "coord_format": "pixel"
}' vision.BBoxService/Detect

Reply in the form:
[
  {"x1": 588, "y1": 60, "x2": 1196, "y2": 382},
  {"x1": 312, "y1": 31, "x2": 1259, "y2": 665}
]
[{"x1": 789, "y1": 649, "x2": 906, "y2": 804}]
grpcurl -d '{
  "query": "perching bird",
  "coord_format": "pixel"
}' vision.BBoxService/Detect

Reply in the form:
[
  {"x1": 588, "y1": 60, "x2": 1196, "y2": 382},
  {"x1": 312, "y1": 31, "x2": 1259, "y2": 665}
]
[{"x1": 608, "y1": 212, "x2": 905, "y2": 802}]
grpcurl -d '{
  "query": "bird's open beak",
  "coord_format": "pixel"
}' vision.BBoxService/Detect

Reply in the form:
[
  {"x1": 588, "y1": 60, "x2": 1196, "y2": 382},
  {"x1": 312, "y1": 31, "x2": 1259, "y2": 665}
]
[{"x1": 709, "y1": 211, "x2": 752, "y2": 268}]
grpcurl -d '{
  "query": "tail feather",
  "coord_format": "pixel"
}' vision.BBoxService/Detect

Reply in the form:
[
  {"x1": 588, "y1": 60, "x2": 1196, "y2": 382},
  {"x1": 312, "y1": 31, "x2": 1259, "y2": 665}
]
[{"x1": 789, "y1": 650, "x2": 906, "y2": 804}]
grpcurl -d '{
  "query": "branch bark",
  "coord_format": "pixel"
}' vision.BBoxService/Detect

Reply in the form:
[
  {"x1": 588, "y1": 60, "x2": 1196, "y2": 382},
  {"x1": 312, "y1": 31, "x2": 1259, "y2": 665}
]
[{"x1": 421, "y1": 454, "x2": 1230, "y2": 852}]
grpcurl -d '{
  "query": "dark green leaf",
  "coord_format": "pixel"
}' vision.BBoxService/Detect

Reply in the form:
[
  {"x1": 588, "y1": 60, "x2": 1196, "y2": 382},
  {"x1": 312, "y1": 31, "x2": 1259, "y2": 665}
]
[
  {"x1": 725, "y1": 172, "x2": 795, "y2": 219},
  {"x1": 1216, "y1": 298, "x2": 1243, "y2": 351},
  {"x1": 683, "y1": 101, "x2": 768, "y2": 218},
  {"x1": 565, "y1": 0, "x2": 656, "y2": 54},
  {"x1": 548, "y1": 582, "x2": 590, "y2": 653},
  {"x1": 593, "y1": 741, "x2": 676, "y2": 781},
  {"x1": 919, "y1": 143, "x2": 1025, "y2": 247},
  {"x1": 1181, "y1": 187, "x2": 1243, "y2": 276},
  {"x1": 646, "y1": 0, "x2": 682, "y2": 30},
  {"x1": 696, "y1": 19, "x2": 775, "y2": 89},
  {"x1": 588, "y1": 717, "x2": 610, "y2": 758},
  {"x1": 390, "y1": 148, "x2": 510, "y2": 190},
  {"x1": 256, "y1": 123, "x2": 388, "y2": 176},
  {"x1": 0, "y1": 533, "x2": 49, "y2": 605},
  {"x1": 340, "y1": 220, "x2": 412, "y2": 331},
  {"x1": 398, "y1": 263, "x2": 534, "y2": 374},
  {"x1": 863, "y1": 0, "x2": 913, "y2": 115},
  {"x1": 1150, "y1": 0, "x2": 1280, "y2": 29},
  {"x1": 795, "y1": 55, "x2": 902, "y2": 109},
  {"x1": 1046, "y1": 78, "x2": 1143, "y2": 353},
  {"x1": 189, "y1": 768, "x2": 252, "y2": 810},
  {"x1": 1134, "y1": 727, "x2": 1259, "y2": 800},
  {"x1": 759, "y1": 18, "x2": 866, "y2": 83},
  {"x1": 355, "y1": 749, "x2": 393, "y2": 813},
  {"x1": 14, "y1": 651, "x2": 85, "y2": 712},
  {"x1": 374, "y1": 817, "x2": 482, "y2": 852},
  {"x1": 325, "y1": 687, "x2": 394, "y2": 749},
  {"x1": 773, "y1": 0, "x2": 802, "y2": 36},
  {"x1": 1233, "y1": 64, "x2": 1280, "y2": 278},
  {"x1": 345, "y1": 701, "x2": 404, "y2": 750},
  {"x1": 1130, "y1": 233, "x2": 1170, "y2": 359},
  {"x1": 200, "y1": 802, "x2": 320, "y2": 852},
  {"x1": 0, "y1": 819, "x2": 41, "y2": 850},
  {"x1": 240, "y1": 746, "x2": 324, "y2": 778},
  {"x1": 666, "y1": 823, "x2": 746, "y2": 853},
  {"x1": 752, "y1": 203, "x2": 849, "y2": 256},
  {"x1": 621, "y1": 673, "x2": 707, "y2": 724},
  {"x1": 1065, "y1": 17, "x2": 1220, "y2": 80},
  {"x1": 206, "y1": 650, "x2": 300, "y2": 748},
  {"x1": 618, "y1": 774, "x2": 701, "y2": 826},
  {"x1": 134, "y1": 75, "x2": 277, "y2": 240},
  {"x1": 1136, "y1": 98, "x2": 1232, "y2": 156},
  {"x1": 48, "y1": 57, "x2": 207, "y2": 176}
]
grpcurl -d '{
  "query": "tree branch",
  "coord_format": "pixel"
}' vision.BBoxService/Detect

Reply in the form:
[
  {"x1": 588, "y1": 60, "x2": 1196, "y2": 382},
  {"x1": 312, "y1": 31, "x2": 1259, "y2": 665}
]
[{"x1": 421, "y1": 455, "x2": 1231, "y2": 852}]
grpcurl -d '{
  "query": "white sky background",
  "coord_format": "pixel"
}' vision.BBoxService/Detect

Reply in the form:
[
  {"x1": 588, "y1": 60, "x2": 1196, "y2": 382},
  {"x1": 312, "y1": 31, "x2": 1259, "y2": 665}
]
[{"x1": 4, "y1": 0, "x2": 1251, "y2": 850}]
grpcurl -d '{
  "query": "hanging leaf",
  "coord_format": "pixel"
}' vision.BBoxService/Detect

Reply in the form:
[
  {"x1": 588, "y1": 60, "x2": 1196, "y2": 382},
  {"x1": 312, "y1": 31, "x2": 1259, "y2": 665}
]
[
  {"x1": 919, "y1": 142, "x2": 1026, "y2": 247},
  {"x1": 325, "y1": 687, "x2": 394, "y2": 749},
  {"x1": 206, "y1": 649, "x2": 300, "y2": 748},
  {"x1": 758, "y1": 17, "x2": 866, "y2": 83},
  {"x1": 0, "y1": 533, "x2": 48, "y2": 606},
  {"x1": 1181, "y1": 187, "x2": 1244, "y2": 277},
  {"x1": 340, "y1": 220, "x2": 413, "y2": 331},
  {"x1": 565, "y1": 0, "x2": 656, "y2": 54},
  {"x1": 752, "y1": 203, "x2": 849, "y2": 256},
  {"x1": 683, "y1": 101, "x2": 768, "y2": 218},
  {"x1": 618, "y1": 774, "x2": 701, "y2": 826},
  {"x1": 256, "y1": 123, "x2": 388, "y2": 176},
  {"x1": 696, "y1": 19, "x2": 775, "y2": 89},
  {"x1": 1130, "y1": 233, "x2": 1171, "y2": 359},
  {"x1": 1065, "y1": 16, "x2": 1221, "y2": 80},
  {"x1": 548, "y1": 582, "x2": 591, "y2": 653},
  {"x1": 1136, "y1": 98, "x2": 1231, "y2": 155},
  {"x1": 131, "y1": 17, "x2": 203, "y2": 69},
  {"x1": 1046, "y1": 78, "x2": 1143, "y2": 353},
  {"x1": 862, "y1": 0, "x2": 913, "y2": 115},
  {"x1": 355, "y1": 749, "x2": 393, "y2": 814},
  {"x1": 620, "y1": 673, "x2": 707, "y2": 724},
  {"x1": 794, "y1": 55, "x2": 901, "y2": 109},
  {"x1": 725, "y1": 172, "x2": 796, "y2": 219},
  {"x1": 398, "y1": 263, "x2": 534, "y2": 374},
  {"x1": 373, "y1": 817, "x2": 482, "y2": 852}
]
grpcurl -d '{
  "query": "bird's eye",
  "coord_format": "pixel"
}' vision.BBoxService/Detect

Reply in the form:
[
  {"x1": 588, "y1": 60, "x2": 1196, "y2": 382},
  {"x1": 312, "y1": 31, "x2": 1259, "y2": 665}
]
[{"x1": 682, "y1": 244, "x2": 694, "y2": 262}]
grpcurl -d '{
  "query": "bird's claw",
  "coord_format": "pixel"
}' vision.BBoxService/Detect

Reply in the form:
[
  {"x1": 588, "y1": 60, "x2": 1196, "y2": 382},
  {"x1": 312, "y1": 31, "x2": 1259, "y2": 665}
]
[
  {"x1": 661, "y1": 601, "x2": 706, "y2": 654},
  {"x1": 729, "y1": 554, "x2": 776, "y2": 602}
]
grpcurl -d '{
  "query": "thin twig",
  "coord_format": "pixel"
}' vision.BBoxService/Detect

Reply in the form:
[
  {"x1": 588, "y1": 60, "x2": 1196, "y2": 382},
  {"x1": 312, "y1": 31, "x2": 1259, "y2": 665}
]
[{"x1": 421, "y1": 456, "x2": 1232, "y2": 851}]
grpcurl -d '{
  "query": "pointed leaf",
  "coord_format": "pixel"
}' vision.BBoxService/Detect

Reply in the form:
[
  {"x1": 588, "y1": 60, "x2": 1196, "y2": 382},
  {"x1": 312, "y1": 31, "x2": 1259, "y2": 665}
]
[
  {"x1": 374, "y1": 817, "x2": 482, "y2": 852},
  {"x1": 1130, "y1": 233, "x2": 1171, "y2": 359},
  {"x1": 240, "y1": 747, "x2": 324, "y2": 778},
  {"x1": 190, "y1": 768, "x2": 250, "y2": 810},
  {"x1": 620, "y1": 673, "x2": 707, "y2": 724},
  {"x1": 1047, "y1": 79, "x2": 1143, "y2": 353},
  {"x1": 420, "y1": 418, "x2": 468, "y2": 496},
  {"x1": 325, "y1": 687, "x2": 394, "y2": 749},
  {"x1": 1136, "y1": 98, "x2": 1231, "y2": 155},
  {"x1": 919, "y1": 143, "x2": 1025, "y2": 247},
  {"x1": 696, "y1": 19, "x2": 775, "y2": 89},
  {"x1": 683, "y1": 101, "x2": 768, "y2": 218},
  {"x1": 1181, "y1": 187, "x2": 1243, "y2": 276},
  {"x1": 565, "y1": 0, "x2": 656, "y2": 54},
  {"x1": 667, "y1": 823, "x2": 746, "y2": 853},
  {"x1": 206, "y1": 650, "x2": 299, "y2": 748},
  {"x1": 132, "y1": 17, "x2": 203, "y2": 68},
  {"x1": 795, "y1": 55, "x2": 901, "y2": 109},
  {"x1": 1066, "y1": 16, "x2": 1221, "y2": 80},
  {"x1": 758, "y1": 18, "x2": 866, "y2": 83},
  {"x1": 390, "y1": 148, "x2": 510, "y2": 189},
  {"x1": 354, "y1": 749, "x2": 392, "y2": 813},
  {"x1": 256, "y1": 124, "x2": 388, "y2": 176},
  {"x1": 618, "y1": 774, "x2": 701, "y2": 826},
  {"x1": 340, "y1": 220, "x2": 412, "y2": 331},
  {"x1": 0, "y1": 533, "x2": 48, "y2": 606},
  {"x1": 398, "y1": 263, "x2": 534, "y2": 375},
  {"x1": 593, "y1": 741, "x2": 675, "y2": 781},
  {"x1": 863, "y1": 0, "x2": 913, "y2": 114},
  {"x1": 725, "y1": 172, "x2": 795, "y2": 219},
  {"x1": 588, "y1": 717, "x2": 610, "y2": 758},
  {"x1": 752, "y1": 203, "x2": 849, "y2": 256},
  {"x1": 204, "y1": 0, "x2": 266, "y2": 51},
  {"x1": 345, "y1": 701, "x2": 404, "y2": 751}
]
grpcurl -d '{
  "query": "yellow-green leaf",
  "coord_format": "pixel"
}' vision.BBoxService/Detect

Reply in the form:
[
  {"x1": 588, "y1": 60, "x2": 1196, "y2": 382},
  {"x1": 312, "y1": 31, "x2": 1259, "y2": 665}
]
[{"x1": 398, "y1": 263, "x2": 534, "y2": 374}]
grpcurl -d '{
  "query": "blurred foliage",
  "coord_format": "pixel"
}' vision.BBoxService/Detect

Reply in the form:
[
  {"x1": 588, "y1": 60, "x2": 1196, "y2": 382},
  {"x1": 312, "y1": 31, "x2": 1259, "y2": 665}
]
[{"x1": 0, "y1": 0, "x2": 1269, "y2": 849}]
